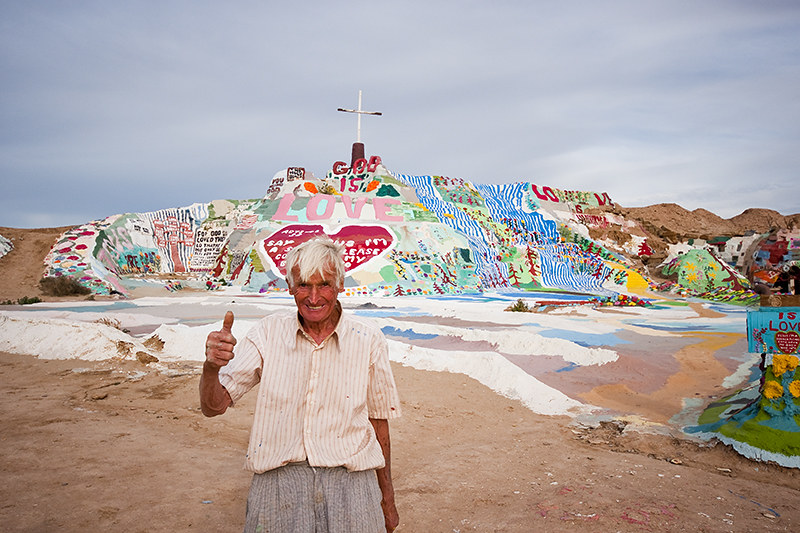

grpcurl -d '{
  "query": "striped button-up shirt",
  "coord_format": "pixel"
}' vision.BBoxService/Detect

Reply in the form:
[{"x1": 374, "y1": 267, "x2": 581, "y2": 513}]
[{"x1": 219, "y1": 307, "x2": 401, "y2": 473}]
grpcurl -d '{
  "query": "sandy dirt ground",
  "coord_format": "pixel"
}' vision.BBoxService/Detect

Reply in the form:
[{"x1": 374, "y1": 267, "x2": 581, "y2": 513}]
[{"x1": 1, "y1": 227, "x2": 799, "y2": 532}]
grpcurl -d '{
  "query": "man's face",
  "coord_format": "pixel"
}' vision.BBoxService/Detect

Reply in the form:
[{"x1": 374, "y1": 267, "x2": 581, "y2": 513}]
[{"x1": 288, "y1": 267, "x2": 342, "y2": 329}]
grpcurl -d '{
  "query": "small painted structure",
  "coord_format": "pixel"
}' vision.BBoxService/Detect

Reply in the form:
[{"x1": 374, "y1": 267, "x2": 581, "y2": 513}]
[{"x1": 689, "y1": 294, "x2": 800, "y2": 468}]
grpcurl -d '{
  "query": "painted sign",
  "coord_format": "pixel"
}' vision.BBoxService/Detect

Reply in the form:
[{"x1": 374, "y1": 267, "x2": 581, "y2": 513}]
[
  {"x1": 748, "y1": 307, "x2": 800, "y2": 353},
  {"x1": 259, "y1": 224, "x2": 395, "y2": 277},
  {"x1": 190, "y1": 226, "x2": 229, "y2": 271},
  {"x1": 272, "y1": 193, "x2": 402, "y2": 222},
  {"x1": 332, "y1": 156, "x2": 383, "y2": 176}
]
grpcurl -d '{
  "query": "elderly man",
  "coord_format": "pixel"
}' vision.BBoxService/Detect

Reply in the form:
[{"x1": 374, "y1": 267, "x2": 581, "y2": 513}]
[{"x1": 200, "y1": 237, "x2": 401, "y2": 532}]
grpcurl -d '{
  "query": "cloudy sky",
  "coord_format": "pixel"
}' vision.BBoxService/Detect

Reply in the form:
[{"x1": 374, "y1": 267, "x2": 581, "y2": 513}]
[{"x1": 2, "y1": 1, "x2": 799, "y2": 228}]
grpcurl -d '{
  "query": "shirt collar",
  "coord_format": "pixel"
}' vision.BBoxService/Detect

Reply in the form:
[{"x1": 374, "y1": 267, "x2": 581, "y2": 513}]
[{"x1": 291, "y1": 301, "x2": 343, "y2": 350}]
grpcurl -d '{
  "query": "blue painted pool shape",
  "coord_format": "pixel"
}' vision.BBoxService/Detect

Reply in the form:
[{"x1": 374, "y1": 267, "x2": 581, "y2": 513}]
[
  {"x1": 380, "y1": 326, "x2": 438, "y2": 340},
  {"x1": 555, "y1": 362, "x2": 579, "y2": 373},
  {"x1": 537, "y1": 329, "x2": 629, "y2": 347},
  {"x1": 353, "y1": 309, "x2": 431, "y2": 318},
  {"x1": 22, "y1": 301, "x2": 138, "y2": 313},
  {"x1": 626, "y1": 322, "x2": 713, "y2": 332}
]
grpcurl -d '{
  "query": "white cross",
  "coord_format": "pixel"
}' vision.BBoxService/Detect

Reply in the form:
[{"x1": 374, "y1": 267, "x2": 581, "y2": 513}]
[{"x1": 337, "y1": 90, "x2": 382, "y2": 143}]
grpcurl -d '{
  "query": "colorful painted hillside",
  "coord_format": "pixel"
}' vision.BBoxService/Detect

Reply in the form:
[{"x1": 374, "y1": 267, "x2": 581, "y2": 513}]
[{"x1": 38, "y1": 157, "x2": 800, "y2": 302}]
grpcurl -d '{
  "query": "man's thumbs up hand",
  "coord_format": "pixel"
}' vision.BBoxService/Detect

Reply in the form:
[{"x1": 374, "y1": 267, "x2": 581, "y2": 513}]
[
  {"x1": 221, "y1": 310, "x2": 234, "y2": 333},
  {"x1": 204, "y1": 311, "x2": 237, "y2": 370}
]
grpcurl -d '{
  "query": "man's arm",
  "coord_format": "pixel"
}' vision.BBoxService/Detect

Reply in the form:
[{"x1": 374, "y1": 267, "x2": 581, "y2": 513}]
[
  {"x1": 370, "y1": 418, "x2": 399, "y2": 532},
  {"x1": 200, "y1": 363, "x2": 233, "y2": 416},
  {"x1": 199, "y1": 311, "x2": 237, "y2": 417}
]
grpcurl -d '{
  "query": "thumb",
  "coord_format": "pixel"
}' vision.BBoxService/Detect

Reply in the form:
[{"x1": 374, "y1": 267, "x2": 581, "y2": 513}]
[{"x1": 221, "y1": 311, "x2": 234, "y2": 333}]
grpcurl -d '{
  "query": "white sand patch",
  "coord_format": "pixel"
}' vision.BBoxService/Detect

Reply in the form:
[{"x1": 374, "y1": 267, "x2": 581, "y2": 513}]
[
  {"x1": 344, "y1": 294, "x2": 623, "y2": 333},
  {"x1": 0, "y1": 312, "x2": 256, "y2": 364},
  {"x1": 0, "y1": 309, "x2": 179, "y2": 329},
  {"x1": 387, "y1": 339, "x2": 592, "y2": 416},
  {"x1": 722, "y1": 353, "x2": 763, "y2": 388},
  {"x1": 374, "y1": 317, "x2": 617, "y2": 366},
  {"x1": 0, "y1": 314, "x2": 148, "y2": 361},
  {"x1": 0, "y1": 295, "x2": 749, "y2": 422}
]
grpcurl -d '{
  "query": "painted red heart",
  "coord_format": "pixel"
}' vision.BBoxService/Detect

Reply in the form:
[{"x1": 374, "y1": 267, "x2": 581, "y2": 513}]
[
  {"x1": 261, "y1": 224, "x2": 395, "y2": 277},
  {"x1": 775, "y1": 331, "x2": 800, "y2": 354}
]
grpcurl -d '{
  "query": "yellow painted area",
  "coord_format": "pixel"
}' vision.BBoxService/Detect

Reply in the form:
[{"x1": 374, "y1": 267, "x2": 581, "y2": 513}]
[
  {"x1": 350, "y1": 269, "x2": 385, "y2": 286},
  {"x1": 603, "y1": 261, "x2": 649, "y2": 295},
  {"x1": 625, "y1": 269, "x2": 648, "y2": 292}
]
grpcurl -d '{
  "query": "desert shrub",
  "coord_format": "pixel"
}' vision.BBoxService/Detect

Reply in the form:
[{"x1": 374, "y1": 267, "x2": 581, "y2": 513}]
[
  {"x1": 95, "y1": 317, "x2": 130, "y2": 333},
  {"x1": 505, "y1": 298, "x2": 531, "y2": 312},
  {"x1": 39, "y1": 276, "x2": 91, "y2": 297},
  {"x1": 1, "y1": 296, "x2": 42, "y2": 305}
]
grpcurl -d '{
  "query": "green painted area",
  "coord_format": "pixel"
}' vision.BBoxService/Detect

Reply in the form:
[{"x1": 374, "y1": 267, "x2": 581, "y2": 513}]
[
  {"x1": 690, "y1": 361, "x2": 800, "y2": 465},
  {"x1": 716, "y1": 417, "x2": 800, "y2": 457},
  {"x1": 249, "y1": 249, "x2": 265, "y2": 273},
  {"x1": 663, "y1": 248, "x2": 750, "y2": 293},
  {"x1": 696, "y1": 400, "x2": 733, "y2": 425},
  {"x1": 376, "y1": 184, "x2": 399, "y2": 197},
  {"x1": 658, "y1": 300, "x2": 691, "y2": 307},
  {"x1": 379, "y1": 264, "x2": 398, "y2": 282}
]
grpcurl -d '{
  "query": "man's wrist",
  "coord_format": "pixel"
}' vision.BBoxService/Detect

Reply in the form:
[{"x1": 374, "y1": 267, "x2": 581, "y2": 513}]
[{"x1": 203, "y1": 360, "x2": 221, "y2": 373}]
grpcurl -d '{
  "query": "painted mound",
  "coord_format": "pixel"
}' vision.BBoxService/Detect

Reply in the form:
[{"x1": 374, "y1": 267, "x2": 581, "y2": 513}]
[
  {"x1": 34, "y1": 159, "x2": 798, "y2": 303},
  {"x1": 41, "y1": 162, "x2": 643, "y2": 298}
]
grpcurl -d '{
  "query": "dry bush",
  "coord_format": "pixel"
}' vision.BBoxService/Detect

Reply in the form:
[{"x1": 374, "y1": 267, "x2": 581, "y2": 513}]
[
  {"x1": 39, "y1": 276, "x2": 91, "y2": 297},
  {"x1": 95, "y1": 317, "x2": 130, "y2": 333},
  {"x1": 505, "y1": 298, "x2": 531, "y2": 312}
]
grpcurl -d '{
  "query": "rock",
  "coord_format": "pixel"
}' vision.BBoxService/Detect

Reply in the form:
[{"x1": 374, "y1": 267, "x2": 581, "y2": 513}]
[{"x1": 136, "y1": 351, "x2": 159, "y2": 364}]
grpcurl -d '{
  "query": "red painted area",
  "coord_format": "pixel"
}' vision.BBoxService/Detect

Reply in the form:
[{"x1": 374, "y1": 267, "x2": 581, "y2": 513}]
[
  {"x1": 332, "y1": 155, "x2": 382, "y2": 175},
  {"x1": 763, "y1": 239, "x2": 789, "y2": 264},
  {"x1": 262, "y1": 224, "x2": 394, "y2": 276}
]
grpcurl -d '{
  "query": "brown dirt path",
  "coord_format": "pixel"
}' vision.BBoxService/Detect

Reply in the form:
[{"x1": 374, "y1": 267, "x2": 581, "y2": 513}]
[
  {"x1": 1, "y1": 353, "x2": 798, "y2": 532},
  {"x1": 0, "y1": 226, "x2": 72, "y2": 301}
]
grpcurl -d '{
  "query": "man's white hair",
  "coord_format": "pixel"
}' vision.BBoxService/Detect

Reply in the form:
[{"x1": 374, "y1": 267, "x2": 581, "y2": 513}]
[{"x1": 285, "y1": 237, "x2": 346, "y2": 289}]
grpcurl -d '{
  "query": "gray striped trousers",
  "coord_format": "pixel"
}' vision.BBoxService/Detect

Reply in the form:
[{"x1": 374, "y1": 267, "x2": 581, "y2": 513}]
[{"x1": 244, "y1": 461, "x2": 385, "y2": 533}]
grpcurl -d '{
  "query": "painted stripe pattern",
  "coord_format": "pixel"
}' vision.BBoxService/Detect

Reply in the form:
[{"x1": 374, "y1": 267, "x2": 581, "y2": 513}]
[{"x1": 394, "y1": 173, "x2": 608, "y2": 291}]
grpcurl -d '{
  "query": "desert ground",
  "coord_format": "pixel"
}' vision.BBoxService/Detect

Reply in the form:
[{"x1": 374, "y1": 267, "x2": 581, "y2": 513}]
[{"x1": 1, "y1": 226, "x2": 799, "y2": 532}]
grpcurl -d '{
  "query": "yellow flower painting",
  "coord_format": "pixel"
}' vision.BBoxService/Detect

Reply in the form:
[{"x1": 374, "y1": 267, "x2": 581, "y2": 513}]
[
  {"x1": 764, "y1": 380, "x2": 784, "y2": 400},
  {"x1": 772, "y1": 354, "x2": 800, "y2": 377}
]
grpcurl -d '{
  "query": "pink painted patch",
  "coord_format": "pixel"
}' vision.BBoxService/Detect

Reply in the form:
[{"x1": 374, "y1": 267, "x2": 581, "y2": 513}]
[
  {"x1": 75, "y1": 244, "x2": 88, "y2": 250},
  {"x1": 262, "y1": 224, "x2": 394, "y2": 276},
  {"x1": 621, "y1": 508, "x2": 650, "y2": 525}
]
